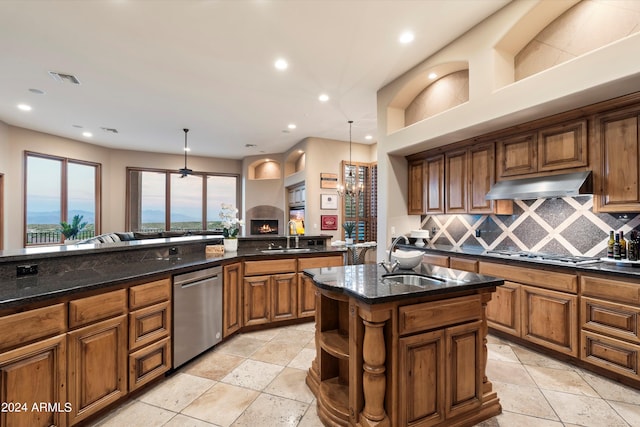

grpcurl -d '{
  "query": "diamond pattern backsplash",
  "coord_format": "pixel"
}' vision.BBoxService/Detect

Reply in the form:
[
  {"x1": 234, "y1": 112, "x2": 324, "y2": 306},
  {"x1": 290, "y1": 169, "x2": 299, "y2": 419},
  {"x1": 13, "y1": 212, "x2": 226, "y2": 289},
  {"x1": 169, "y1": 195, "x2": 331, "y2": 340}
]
[{"x1": 420, "y1": 196, "x2": 640, "y2": 258}]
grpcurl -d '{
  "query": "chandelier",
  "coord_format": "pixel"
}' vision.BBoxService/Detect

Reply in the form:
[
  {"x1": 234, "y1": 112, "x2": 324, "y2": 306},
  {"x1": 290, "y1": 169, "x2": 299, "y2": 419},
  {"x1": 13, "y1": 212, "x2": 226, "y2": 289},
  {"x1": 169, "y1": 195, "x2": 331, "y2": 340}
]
[
  {"x1": 337, "y1": 120, "x2": 364, "y2": 198},
  {"x1": 178, "y1": 128, "x2": 192, "y2": 178}
]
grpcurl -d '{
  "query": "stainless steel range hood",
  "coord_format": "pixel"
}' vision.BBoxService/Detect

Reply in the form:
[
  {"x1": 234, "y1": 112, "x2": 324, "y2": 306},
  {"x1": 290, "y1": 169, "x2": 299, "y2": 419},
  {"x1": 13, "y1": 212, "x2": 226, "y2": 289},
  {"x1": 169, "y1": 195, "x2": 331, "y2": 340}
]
[{"x1": 485, "y1": 171, "x2": 593, "y2": 200}]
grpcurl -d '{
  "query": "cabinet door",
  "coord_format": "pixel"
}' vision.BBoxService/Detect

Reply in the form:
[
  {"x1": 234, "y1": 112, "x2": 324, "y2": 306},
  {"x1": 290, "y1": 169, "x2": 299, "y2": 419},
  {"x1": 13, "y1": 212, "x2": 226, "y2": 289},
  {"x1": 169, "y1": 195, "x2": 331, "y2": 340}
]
[
  {"x1": 521, "y1": 285, "x2": 578, "y2": 356},
  {"x1": 399, "y1": 330, "x2": 445, "y2": 427},
  {"x1": 496, "y1": 133, "x2": 537, "y2": 178},
  {"x1": 243, "y1": 275, "x2": 270, "y2": 326},
  {"x1": 0, "y1": 335, "x2": 67, "y2": 427},
  {"x1": 223, "y1": 262, "x2": 243, "y2": 337},
  {"x1": 538, "y1": 119, "x2": 588, "y2": 172},
  {"x1": 425, "y1": 155, "x2": 445, "y2": 213},
  {"x1": 594, "y1": 109, "x2": 640, "y2": 212},
  {"x1": 486, "y1": 281, "x2": 521, "y2": 336},
  {"x1": 298, "y1": 273, "x2": 317, "y2": 318},
  {"x1": 445, "y1": 149, "x2": 467, "y2": 213},
  {"x1": 468, "y1": 143, "x2": 495, "y2": 213},
  {"x1": 445, "y1": 320, "x2": 483, "y2": 419},
  {"x1": 128, "y1": 301, "x2": 171, "y2": 351},
  {"x1": 408, "y1": 160, "x2": 425, "y2": 214},
  {"x1": 67, "y1": 315, "x2": 127, "y2": 425},
  {"x1": 271, "y1": 273, "x2": 297, "y2": 321}
]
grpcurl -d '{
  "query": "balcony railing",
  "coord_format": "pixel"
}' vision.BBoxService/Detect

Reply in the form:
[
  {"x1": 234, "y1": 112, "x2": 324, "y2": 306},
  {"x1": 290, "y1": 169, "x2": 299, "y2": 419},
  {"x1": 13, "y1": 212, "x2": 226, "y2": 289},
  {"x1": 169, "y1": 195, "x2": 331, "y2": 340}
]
[{"x1": 26, "y1": 230, "x2": 95, "y2": 245}]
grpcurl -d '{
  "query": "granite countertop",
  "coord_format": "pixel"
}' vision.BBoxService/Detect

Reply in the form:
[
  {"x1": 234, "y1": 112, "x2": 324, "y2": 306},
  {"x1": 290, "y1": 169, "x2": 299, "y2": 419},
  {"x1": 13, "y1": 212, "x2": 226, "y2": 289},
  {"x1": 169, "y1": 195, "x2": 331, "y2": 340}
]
[
  {"x1": 406, "y1": 244, "x2": 640, "y2": 279},
  {"x1": 0, "y1": 245, "x2": 345, "y2": 310},
  {"x1": 303, "y1": 263, "x2": 503, "y2": 304}
]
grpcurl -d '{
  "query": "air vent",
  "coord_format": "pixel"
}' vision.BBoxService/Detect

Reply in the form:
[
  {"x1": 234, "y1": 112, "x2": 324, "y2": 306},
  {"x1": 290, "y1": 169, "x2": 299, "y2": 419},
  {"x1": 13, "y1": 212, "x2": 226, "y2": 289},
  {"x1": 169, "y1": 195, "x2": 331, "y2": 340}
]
[
  {"x1": 101, "y1": 127, "x2": 118, "y2": 134},
  {"x1": 48, "y1": 71, "x2": 81, "y2": 85}
]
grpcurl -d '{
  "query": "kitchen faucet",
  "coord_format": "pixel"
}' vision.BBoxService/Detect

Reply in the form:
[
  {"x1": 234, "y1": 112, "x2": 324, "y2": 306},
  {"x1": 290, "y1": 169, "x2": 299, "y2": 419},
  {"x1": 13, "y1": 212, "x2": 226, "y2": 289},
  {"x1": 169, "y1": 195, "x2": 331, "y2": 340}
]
[
  {"x1": 286, "y1": 220, "x2": 299, "y2": 249},
  {"x1": 380, "y1": 235, "x2": 409, "y2": 273}
]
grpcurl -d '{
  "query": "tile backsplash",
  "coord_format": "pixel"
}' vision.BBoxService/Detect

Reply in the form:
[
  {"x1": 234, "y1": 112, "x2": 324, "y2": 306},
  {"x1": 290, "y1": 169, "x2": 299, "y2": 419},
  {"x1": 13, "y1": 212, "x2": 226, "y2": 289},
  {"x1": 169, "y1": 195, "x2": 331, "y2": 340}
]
[{"x1": 420, "y1": 196, "x2": 640, "y2": 258}]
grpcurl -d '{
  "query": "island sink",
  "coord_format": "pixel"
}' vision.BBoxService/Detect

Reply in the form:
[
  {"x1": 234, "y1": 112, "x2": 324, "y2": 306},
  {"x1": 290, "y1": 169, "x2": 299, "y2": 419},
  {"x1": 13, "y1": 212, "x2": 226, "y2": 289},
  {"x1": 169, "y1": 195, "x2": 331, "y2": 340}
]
[
  {"x1": 382, "y1": 272, "x2": 445, "y2": 286},
  {"x1": 260, "y1": 248, "x2": 314, "y2": 254}
]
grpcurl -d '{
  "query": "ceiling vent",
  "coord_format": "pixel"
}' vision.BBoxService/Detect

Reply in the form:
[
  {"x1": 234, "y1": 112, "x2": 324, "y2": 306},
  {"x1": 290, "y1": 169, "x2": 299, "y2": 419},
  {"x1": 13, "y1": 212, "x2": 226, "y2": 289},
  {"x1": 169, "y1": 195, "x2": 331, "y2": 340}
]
[
  {"x1": 48, "y1": 71, "x2": 81, "y2": 85},
  {"x1": 101, "y1": 127, "x2": 118, "y2": 134}
]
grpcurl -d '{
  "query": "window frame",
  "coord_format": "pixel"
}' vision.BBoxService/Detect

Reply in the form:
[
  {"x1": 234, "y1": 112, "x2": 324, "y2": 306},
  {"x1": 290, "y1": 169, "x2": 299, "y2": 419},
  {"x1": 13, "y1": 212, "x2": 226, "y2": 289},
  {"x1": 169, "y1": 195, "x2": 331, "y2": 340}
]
[
  {"x1": 23, "y1": 151, "x2": 102, "y2": 246},
  {"x1": 125, "y1": 167, "x2": 241, "y2": 232},
  {"x1": 341, "y1": 160, "x2": 377, "y2": 243}
]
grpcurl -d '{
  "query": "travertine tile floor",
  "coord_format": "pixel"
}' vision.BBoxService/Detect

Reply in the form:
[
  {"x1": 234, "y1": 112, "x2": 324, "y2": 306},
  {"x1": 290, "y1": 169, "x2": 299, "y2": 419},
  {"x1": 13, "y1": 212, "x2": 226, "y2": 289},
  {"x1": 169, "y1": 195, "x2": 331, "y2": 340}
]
[{"x1": 92, "y1": 321, "x2": 640, "y2": 427}]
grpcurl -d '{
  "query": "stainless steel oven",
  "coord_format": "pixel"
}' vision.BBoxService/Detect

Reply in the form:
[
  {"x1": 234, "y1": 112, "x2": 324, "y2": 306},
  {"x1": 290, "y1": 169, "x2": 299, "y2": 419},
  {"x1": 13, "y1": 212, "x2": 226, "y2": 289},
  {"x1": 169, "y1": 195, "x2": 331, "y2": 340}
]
[{"x1": 173, "y1": 266, "x2": 222, "y2": 368}]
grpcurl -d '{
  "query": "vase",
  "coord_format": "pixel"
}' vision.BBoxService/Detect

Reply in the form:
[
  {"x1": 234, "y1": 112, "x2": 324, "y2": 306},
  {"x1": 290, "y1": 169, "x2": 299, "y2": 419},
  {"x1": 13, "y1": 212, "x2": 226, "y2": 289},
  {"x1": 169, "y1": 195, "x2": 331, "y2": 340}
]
[
  {"x1": 345, "y1": 237, "x2": 354, "y2": 245},
  {"x1": 224, "y1": 238, "x2": 238, "y2": 252}
]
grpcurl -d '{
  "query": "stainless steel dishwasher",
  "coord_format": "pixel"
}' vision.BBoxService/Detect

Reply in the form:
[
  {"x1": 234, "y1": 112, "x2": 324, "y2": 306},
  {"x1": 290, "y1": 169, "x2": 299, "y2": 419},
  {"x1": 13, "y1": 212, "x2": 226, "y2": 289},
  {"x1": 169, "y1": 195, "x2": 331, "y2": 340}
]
[{"x1": 173, "y1": 266, "x2": 222, "y2": 368}]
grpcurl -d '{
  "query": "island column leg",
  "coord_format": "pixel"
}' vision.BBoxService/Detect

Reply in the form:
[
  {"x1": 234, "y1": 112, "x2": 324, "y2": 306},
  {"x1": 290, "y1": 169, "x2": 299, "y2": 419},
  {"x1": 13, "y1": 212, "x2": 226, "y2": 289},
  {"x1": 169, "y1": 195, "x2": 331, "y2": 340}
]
[{"x1": 360, "y1": 318, "x2": 390, "y2": 427}]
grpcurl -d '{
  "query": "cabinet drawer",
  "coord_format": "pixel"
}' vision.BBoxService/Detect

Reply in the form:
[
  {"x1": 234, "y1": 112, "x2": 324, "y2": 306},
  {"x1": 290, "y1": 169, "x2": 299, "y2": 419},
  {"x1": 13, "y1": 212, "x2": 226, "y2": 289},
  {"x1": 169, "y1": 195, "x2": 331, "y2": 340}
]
[
  {"x1": 582, "y1": 330, "x2": 639, "y2": 380},
  {"x1": 479, "y1": 262, "x2": 577, "y2": 293},
  {"x1": 129, "y1": 278, "x2": 171, "y2": 310},
  {"x1": 129, "y1": 336, "x2": 171, "y2": 391},
  {"x1": 0, "y1": 303, "x2": 66, "y2": 352},
  {"x1": 581, "y1": 297, "x2": 640, "y2": 343},
  {"x1": 298, "y1": 255, "x2": 344, "y2": 270},
  {"x1": 244, "y1": 259, "x2": 296, "y2": 276},
  {"x1": 399, "y1": 295, "x2": 482, "y2": 336},
  {"x1": 581, "y1": 275, "x2": 640, "y2": 306},
  {"x1": 129, "y1": 301, "x2": 171, "y2": 351},
  {"x1": 422, "y1": 254, "x2": 449, "y2": 268},
  {"x1": 69, "y1": 289, "x2": 127, "y2": 328},
  {"x1": 449, "y1": 257, "x2": 478, "y2": 272}
]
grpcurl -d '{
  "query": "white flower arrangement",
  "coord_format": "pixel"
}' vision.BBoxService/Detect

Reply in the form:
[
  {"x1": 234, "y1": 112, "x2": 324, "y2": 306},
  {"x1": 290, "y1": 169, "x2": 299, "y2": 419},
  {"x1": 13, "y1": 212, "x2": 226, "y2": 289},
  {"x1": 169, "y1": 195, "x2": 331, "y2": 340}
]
[{"x1": 220, "y1": 203, "x2": 244, "y2": 238}]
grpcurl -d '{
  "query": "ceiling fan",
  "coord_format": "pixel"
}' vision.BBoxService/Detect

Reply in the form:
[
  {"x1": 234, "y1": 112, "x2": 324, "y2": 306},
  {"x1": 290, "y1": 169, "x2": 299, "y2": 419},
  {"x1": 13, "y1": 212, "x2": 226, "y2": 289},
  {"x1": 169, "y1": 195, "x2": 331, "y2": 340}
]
[{"x1": 179, "y1": 128, "x2": 192, "y2": 178}]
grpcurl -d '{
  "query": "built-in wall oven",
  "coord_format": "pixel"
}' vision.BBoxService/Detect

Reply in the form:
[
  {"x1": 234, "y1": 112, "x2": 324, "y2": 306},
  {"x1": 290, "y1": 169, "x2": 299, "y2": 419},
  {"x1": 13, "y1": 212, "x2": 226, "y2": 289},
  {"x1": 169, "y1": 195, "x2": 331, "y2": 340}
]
[{"x1": 173, "y1": 266, "x2": 222, "y2": 368}]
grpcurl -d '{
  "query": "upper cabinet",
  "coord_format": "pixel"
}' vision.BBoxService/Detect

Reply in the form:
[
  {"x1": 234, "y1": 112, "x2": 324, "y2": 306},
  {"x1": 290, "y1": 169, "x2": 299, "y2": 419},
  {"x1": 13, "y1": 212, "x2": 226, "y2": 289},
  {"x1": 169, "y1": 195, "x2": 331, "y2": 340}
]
[
  {"x1": 408, "y1": 160, "x2": 425, "y2": 215},
  {"x1": 426, "y1": 154, "x2": 445, "y2": 214},
  {"x1": 593, "y1": 105, "x2": 640, "y2": 212},
  {"x1": 445, "y1": 149, "x2": 467, "y2": 213},
  {"x1": 496, "y1": 119, "x2": 588, "y2": 179},
  {"x1": 288, "y1": 183, "x2": 305, "y2": 207}
]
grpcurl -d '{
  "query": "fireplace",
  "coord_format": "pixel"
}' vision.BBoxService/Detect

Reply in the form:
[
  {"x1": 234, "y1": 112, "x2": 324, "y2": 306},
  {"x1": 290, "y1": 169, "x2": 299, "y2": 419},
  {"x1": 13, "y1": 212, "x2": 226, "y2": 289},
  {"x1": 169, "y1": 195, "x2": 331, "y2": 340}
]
[{"x1": 250, "y1": 219, "x2": 279, "y2": 235}]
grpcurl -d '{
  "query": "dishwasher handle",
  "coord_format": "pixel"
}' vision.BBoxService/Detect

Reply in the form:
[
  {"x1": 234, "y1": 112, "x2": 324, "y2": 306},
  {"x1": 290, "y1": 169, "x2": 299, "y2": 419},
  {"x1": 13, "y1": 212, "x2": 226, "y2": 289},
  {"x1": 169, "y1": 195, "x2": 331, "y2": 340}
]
[
  {"x1": 173, "y1": 266, "x2": 222, "y2": 286},
  {"x1": 179, "y1": 275, "x2": 219, "y2": 289}
]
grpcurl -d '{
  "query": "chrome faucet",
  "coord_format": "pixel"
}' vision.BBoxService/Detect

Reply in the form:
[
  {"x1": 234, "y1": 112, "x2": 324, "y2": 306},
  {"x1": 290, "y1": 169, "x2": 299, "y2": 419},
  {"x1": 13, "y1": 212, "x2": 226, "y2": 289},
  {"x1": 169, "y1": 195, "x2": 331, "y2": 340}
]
[
  {"x1": 379, "y1": 235, "x2": 409, "y2": 273},
  {"x1": 286, "y1": 220, "x2": 298, "y2": 249}
]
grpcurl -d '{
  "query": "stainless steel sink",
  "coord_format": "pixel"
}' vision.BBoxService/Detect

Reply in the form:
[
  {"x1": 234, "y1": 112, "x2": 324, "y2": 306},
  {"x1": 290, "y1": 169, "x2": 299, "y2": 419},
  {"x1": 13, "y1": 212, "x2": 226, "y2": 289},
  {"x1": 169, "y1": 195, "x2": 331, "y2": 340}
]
[
  {"x1": 260, "y1": 248, "x2": 314, "y2": 254},
  {"x1": 382, "y1": 273, "x2": 445, "y2": 287}
]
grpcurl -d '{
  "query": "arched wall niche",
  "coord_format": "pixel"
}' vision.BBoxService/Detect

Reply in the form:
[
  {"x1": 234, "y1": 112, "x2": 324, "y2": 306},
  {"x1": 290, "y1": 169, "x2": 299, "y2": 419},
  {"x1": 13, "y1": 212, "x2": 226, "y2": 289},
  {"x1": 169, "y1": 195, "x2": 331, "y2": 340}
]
[
  {"x1": 386, "y1": 61, "x2": 468, "y2": 133},
  {"x1": 284, "y1": 150, "x2": 305, "y2": 177},
  {"x1": 247, "y1": 158, "x2": 281, "y2": 180},
  {"x1": 405, "y1": 69, "x2": 469, "y2": 127}
]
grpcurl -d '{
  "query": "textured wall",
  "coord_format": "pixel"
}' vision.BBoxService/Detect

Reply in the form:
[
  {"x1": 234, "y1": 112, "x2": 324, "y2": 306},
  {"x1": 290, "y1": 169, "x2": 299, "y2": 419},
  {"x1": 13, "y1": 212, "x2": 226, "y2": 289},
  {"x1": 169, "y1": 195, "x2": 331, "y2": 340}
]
[
  {"x1": 404, "y1": 70, "x2": 469, "y2": 127},
  {"x1": 420, "y1": 196, "x2": 638, "y2": 258}
]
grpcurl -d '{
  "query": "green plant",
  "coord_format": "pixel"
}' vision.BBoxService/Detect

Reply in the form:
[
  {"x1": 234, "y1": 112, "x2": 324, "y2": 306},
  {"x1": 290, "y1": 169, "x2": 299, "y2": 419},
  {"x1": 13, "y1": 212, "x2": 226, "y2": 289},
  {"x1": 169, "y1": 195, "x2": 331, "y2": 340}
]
[
  {"x1": 59, "y1": 214, "x2": 88, "y2": 240},
  {"x1": 343, "y1": 221, "x2": 356, "y2": 239}
]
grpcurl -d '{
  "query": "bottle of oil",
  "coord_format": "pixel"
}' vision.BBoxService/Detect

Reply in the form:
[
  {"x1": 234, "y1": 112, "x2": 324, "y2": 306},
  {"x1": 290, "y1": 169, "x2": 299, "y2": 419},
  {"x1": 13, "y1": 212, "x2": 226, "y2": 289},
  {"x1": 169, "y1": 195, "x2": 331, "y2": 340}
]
[
  {"x1": 614, "y1": 233, "x2": 621, "y2": 260},
  {"x1": 629, "y1": 231, "x2": 638, "y2": 262},
  {"x1": 607, "y1": 230, "x2": 615, "y2": 258},
  {"x1": 620, "y1": 230, "x2": 627, "y2": 259}
]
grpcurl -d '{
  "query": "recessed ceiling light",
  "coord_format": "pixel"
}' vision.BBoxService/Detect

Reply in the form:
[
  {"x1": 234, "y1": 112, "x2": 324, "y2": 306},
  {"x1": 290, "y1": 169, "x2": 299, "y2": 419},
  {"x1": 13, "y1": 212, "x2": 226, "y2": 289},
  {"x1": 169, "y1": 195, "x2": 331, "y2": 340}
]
[
  {"x1": 274, "y1": 58, "x2": 288, "y2": 70},
  {"x1": 428, "y1": 72, "x2": 438, "y2": 80},
  {"x1": 298, "y1": 150, "x2": 304, "y2": 154},
  {"x1": 318, "y1": 94, "x2": 329, "y2": 102},
  {"x1": 82, "y1": 131, "x2": 93, "y2": 138},
  {"x1": 365, "y1": 135, "x2": 373, "y2": 140},
  {"x1": 399, "y1": 31, "x2": 414, "y2": 44},
  {"x1": 288, "y1": 123, "x2": 297, "y2": 129},
  {"x1": 28, "y1": 88, "x2": 45, "y2": 95},
  {"x1": 17, "y1": 104, "x2": 32, "y2": 111}
]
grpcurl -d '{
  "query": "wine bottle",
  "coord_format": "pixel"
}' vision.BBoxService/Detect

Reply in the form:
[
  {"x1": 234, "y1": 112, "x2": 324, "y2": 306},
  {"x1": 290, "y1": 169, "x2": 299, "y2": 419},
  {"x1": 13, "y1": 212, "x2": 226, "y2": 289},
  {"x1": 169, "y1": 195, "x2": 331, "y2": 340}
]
[
  {"x1": 614, "y1": 233, "x2": 621, "y2": 260},
  {"x1": 629, "y1": 231, "x2": 638, "y2": 262},
  {"x1": 607, "y1": 230, "x2": 615, "y2": 258},
  {"x1": 620, "y1": 230, "x2": 627, "y2": 259}
]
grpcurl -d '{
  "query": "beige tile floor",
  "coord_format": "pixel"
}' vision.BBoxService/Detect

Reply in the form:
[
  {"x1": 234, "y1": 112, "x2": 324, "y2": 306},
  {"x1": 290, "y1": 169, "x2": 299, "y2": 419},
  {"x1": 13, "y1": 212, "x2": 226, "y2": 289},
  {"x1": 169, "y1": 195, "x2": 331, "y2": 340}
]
[{"x1": 91, "y1": 321, "x2": 640, "y2": 427}]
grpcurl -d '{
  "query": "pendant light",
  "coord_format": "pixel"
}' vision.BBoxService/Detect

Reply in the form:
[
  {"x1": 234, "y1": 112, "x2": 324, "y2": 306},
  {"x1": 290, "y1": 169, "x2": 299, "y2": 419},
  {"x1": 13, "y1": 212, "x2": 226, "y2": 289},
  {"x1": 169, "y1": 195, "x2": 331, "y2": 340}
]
[
  {"x1": 178, "y1": 128, "x2": 192, "y2": 178},
  {"x1": 337, "y1": 120, "x2": 364, "y2": 198}
]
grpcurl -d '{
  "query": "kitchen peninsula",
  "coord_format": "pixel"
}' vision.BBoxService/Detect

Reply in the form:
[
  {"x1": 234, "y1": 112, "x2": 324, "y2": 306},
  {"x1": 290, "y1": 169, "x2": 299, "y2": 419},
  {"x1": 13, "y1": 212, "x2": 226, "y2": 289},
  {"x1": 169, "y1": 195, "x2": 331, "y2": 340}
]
[{"x1": 304, "y1": 263, "x2": 504, "y2": 427}]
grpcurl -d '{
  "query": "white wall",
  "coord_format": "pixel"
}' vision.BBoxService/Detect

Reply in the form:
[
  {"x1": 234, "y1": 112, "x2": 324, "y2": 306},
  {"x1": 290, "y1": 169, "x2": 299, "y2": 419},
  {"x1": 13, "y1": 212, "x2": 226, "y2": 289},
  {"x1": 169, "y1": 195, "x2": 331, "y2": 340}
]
[{"x1": 376, "y1": 0, "x2": 640, "y2": 259}]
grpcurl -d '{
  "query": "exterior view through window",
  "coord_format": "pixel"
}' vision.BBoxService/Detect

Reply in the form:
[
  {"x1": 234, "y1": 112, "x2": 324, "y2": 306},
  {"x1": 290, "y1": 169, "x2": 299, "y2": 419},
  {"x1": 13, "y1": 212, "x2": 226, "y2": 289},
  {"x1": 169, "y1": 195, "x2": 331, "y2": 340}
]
[
  {"x1": 25, "y1": 152, "x2": 100, "y2": 246},
  {"x1": 342, "y1": 162, "x2": 377, "y2": 243},
  {"x1": 127, "y1": 169, "x2": 239, "y2": 232}
]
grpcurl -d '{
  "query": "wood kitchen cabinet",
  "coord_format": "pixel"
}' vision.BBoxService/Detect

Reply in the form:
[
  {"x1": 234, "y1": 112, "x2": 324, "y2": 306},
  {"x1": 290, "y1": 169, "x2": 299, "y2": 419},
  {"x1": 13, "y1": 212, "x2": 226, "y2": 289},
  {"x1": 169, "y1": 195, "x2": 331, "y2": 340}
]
[
  {"x1": 425, "y1": 154, "x2": 445, "y2": 214},
  {"x1": 297, "y1": 255, "x2": 344, "y2": 318},
  {"x1": 593, "y1": 106, "x2": 640, "y2": 212},
  {"x1": 223, "y1": 262, "x2": 243, "y2": 337},
  {"x1": 496, "y1": 132, "x2": 537, "y2": 178},
  {"x1": 445, "y1": 149, "x2": 467, "y2": 213},
  {"x1": 243, "y1": 258, "x2": 297, "y2": 326},
  {"x1": 485, "y1": 282, "x2": 521, "y2": 336},
  {"x1": 408, "y1": 159, "x2": 425, "y2": 214}
]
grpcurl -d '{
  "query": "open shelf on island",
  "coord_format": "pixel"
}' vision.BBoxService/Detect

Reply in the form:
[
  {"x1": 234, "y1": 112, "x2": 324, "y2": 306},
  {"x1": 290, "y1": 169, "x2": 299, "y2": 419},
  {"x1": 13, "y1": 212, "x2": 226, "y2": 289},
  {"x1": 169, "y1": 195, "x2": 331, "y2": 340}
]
[
  {"x1": 320, "y1": 329, "x2": 349, "y2": 359},
  {"x1": 320, "y1": 377, "x2": 350, "y2": 419}
]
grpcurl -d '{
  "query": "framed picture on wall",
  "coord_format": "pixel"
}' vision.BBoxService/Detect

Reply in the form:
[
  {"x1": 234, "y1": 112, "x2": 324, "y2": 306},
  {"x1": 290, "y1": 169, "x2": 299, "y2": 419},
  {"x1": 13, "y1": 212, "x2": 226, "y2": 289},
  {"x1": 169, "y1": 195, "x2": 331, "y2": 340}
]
[
  {"x1": 320, "y1": 193, "x2": 338, "y2": 210},
  {"x1": 320, "y1": 173, "x2": 338, "y2": 189},
  {"x1": 321, "y1": 215, "x2": 338, "y2": 230}
]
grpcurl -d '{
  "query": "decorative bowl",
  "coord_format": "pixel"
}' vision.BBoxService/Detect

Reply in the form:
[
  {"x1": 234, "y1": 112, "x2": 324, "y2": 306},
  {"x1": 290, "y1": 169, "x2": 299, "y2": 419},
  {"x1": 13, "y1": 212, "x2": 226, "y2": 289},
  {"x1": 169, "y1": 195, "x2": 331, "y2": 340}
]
[{"x1": 390, "y1": 250, "x2": 423, "y2": 269}]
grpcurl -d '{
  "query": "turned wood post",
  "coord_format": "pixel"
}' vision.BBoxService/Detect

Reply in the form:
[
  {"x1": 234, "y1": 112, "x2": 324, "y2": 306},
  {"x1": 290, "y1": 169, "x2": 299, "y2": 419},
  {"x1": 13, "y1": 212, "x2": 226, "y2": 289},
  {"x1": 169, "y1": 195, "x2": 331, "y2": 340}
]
[{"x1": 361, "y1": 318, "x2": 390, "y2": 426}]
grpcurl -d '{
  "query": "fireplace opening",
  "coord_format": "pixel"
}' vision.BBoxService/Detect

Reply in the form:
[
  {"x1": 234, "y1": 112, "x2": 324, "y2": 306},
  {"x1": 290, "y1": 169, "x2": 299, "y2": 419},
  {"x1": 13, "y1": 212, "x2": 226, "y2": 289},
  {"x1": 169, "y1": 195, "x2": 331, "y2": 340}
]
[{"x1": 250, "y1": 219, "x2": 279, "y2": 235}]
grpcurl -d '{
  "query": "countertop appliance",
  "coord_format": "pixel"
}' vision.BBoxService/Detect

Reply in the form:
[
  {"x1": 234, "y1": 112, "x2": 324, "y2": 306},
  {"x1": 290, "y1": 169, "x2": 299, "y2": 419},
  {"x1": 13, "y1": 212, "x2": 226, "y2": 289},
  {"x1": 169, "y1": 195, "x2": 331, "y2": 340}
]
[
  {"x1": 173, "y1": 265, "x2": 222, "y2": 368},
  {"x1": 486, "y1": 250, "x2": 601, "y2": 265}
]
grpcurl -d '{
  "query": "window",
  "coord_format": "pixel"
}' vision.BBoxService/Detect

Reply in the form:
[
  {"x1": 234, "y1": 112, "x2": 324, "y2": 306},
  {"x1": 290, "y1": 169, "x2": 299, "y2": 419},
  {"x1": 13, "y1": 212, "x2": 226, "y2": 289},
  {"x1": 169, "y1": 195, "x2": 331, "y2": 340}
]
[
  {"x1": 24, "y1": 152, "x2": 100, "y2": 246},
  {"x1": 342, "y1": 162, "x2": 377, "y2": 243},
  {"x1": 127, "y1": 168, "x2": 239, "y2": 232}
]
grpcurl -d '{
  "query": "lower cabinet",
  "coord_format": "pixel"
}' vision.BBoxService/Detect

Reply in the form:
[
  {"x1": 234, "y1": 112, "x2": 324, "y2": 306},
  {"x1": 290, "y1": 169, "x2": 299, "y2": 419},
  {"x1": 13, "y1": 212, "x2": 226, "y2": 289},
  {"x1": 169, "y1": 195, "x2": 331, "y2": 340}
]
[
  {"x1": 0, "y1": 334, "x2": 67, "y2": 427},
  {"x1": 243, "y1": 273, "x2": 297, "y2": 326},
  {"x1": 67, "y1": 315, "x2": 128, "y2": 425},
  {"x1": 223, "y1": 262, "x2": 243, "y2": 337},
  {"x1": 297, "y1": 255, "x2": 344, "y2": 318},
  {"x1": 485, "y1": 281, "x2": 521, "y2": 336}
]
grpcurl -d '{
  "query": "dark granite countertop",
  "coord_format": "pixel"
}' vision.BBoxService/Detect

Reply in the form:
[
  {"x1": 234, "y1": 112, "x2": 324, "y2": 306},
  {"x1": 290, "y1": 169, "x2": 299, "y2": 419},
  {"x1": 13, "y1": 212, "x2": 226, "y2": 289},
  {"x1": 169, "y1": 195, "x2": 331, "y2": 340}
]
[
  {"x1": 0, "y1": 244, "x2": 346, "y2": 310},
  {"x1": 406, "y1": 244, "x2": 640, "y2": 280},
  {"x1": 303, "y1": 263, "x2": 503, "y2": 304}
]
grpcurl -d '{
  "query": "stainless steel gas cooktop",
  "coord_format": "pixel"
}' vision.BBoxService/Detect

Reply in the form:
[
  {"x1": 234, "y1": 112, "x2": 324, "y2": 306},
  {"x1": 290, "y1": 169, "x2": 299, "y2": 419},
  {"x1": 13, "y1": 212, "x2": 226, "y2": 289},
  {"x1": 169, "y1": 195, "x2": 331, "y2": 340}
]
[{"x1": 485, "y1": 250, "x2": 602, "y2": 265}]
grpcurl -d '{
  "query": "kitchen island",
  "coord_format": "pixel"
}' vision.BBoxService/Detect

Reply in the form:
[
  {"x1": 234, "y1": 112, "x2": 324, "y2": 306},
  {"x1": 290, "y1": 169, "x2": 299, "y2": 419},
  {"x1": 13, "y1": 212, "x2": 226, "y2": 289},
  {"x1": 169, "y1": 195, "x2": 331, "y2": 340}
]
[{"x1": 304, "y1": 263, "x2": 504, "y2": 427}]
